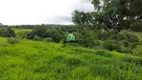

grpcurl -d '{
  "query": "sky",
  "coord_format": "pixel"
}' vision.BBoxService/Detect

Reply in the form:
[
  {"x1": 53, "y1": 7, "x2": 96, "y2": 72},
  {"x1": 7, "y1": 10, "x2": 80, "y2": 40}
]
[{"x1": 0, "y1": 0, "x2": 94, "y2": 25}]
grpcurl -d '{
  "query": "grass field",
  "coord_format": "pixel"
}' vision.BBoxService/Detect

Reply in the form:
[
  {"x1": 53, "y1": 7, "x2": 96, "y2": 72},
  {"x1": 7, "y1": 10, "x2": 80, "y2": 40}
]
[{"x1": 0, "y1": 37, "x2": 142, "y2": 80}]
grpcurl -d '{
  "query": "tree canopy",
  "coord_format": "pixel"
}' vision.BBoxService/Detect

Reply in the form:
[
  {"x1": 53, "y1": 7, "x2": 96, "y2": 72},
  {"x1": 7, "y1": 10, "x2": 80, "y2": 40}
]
[{"x1": 72, "y1": 0, "x2": 142, "y2": 30}]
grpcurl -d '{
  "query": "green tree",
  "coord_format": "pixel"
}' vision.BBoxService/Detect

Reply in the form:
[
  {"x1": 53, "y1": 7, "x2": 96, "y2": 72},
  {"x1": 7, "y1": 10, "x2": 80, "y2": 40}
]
[
  {"x1": 7, "y1": 27, "x2": 15, "y2": 37},
  {"x1": 72, "y1": 10, "x2": 92, "y2": 26},
  {"x1": 27, "y1": 26, "x2": 47, "y2": 39},
  {"x1": 91, "y1": 0, "x2": 142, "y2": 30},
  {"x1": 72, "y1": 10, "x2": 93, "y2": 35}
]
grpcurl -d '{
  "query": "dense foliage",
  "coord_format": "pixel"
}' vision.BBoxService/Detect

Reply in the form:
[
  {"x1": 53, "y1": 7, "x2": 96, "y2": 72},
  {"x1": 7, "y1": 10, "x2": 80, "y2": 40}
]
[
  {"x1": 0, "y1": 24, "x2": 140, "y2": 54},
  {"x1": 72, "y1": 0, "x2": 142, "y2": 31},
  {"x1": 0, "y1": 27, "x2": 15, "y2": 37}
]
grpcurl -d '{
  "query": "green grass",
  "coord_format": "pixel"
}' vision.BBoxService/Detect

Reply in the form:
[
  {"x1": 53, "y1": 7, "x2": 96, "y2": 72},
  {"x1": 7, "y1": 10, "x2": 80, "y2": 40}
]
[
  {"x1": 13, "y1": 28, "x2": 32, "y2": 34},
  {"x1": 0, "y1": 37, "x2": 142, "y2": 80},
  {"x1": 12, "y1": 28, "x2": 32, "y2": 39}
]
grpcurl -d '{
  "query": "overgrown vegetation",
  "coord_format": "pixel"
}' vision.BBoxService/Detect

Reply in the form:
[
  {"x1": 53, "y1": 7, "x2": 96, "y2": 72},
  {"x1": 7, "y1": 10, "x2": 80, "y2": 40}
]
[
  {"x1": 0, "y1": 37, "x2": 142, "y2": 80},
  {"x1": 8, "y1": 37, "x2": 19, "y2": 44},
  {"x1": 0, "y1": 27, "x2": 15, "y2": 37},
  {"x1": 0, "y1": 0, "x2": 142, "y2": 79},
  {"x1": 24, "y1": 26, "x2": 139, "y2": 54},
  {"x1": 0, "y1": 24, "x2": 141, "y2": 55}
]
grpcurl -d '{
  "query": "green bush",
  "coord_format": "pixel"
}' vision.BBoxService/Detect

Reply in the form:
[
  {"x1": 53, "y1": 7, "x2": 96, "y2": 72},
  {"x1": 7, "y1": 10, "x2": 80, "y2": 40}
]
[
  {"x1": 48, "y1": 30, "x2": 65, "y2": 43},
  {"x1": 132, "y1": 45, "x2": 142, "y2": 56},
  {"x1": 27, "y1": 26, "x2": 47, "y2": 39},
  {"x1": 7, "y1": 37, "x2": 19, "y2": 44},
  {"x1": 43, "y1": 37, "x2": 53, "y2": 42},
  {"x1": 104, "y1": 40, "x2": 121, "y2": 51},
  {"x1": 78, "y1": 38, "x2": 95, "y2": 48},
  {"x1": 0, "y1": 27, "x2": 15, "y2": 37},
  {"x1": 16, "y1": 31, "x2": 30, "y2": 39},
  {"x1": 118, "y1": 30, "x2": 139, "y2": 42},
  {"x1": 33, "y1": 35, "x2": 42, "y2": 41}
]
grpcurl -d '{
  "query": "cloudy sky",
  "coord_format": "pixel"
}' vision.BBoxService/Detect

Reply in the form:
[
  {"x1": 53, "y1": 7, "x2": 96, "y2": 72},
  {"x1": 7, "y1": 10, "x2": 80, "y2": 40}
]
[{"x1": 0, "y1": 0, "x2": 94, "y2": 25}]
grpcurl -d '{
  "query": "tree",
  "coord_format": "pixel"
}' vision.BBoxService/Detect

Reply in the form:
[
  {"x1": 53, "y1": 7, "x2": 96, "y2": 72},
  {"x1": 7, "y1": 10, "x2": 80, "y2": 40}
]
[
  {"x1": 91, "y1": 0, "x2": 142, "y2": 30},
  {"x1": 7, "y1": 27, "x2": 15, "y2": 37},
  {"x1": 72, "y1": 10, "x2": 92, "y2": 26},
  {"x1": 72, "y1": 10, "x2": 93, "y2": 35},
  {"x1": 27, "y1": 26, "x2": 47, "y2": 39},
  {"x1": 72, "y1": 0, "x2": 142, "y2": 30}
]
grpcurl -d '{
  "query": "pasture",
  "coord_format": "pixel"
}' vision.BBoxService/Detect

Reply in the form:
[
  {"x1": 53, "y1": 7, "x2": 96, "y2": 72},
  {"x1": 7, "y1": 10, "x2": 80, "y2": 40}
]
[{"x1": 0, "y1": 37, "x2": 142, "y2": 80}]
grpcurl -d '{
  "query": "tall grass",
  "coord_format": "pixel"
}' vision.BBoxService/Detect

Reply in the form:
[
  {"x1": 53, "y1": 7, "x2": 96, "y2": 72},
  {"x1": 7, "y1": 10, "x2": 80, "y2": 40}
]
[{"x1": 0, "y1": 37, "x2": 142, "y2": 80}]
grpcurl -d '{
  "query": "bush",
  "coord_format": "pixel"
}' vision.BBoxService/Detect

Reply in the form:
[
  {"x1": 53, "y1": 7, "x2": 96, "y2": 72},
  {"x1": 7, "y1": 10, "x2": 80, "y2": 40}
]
[
  {"x1": 47, "y1": 30, "x2": 65, "y2": 43},
  {"x1": 118, "y1": 30, "x2": 139, "y2": 50},
  {"x1": 0, "y1": 27, "x2": 15, "y2": 37},
  {"x1": 104, "y1": 40, "x2": 121, "y2": 51},
  {"x1": 27, "y1": 26, "x2": 47, "y2": 39},
  {"x1": 16, "y1": 31, "x2": 30, "y2": 39},
  {"x1": 78, "y1": 38, "x2": 95, "y2": 48},
  {"x1": 33, "y1": 35, "x2": 42, "y2": 41},
  {"x1": 118, "y1": 30, "x2": 139, "y2": 42},
  {"x1": 8, "y1": 37, "x2": 19, "y2": 44},
  {"x1": 43, "y1": 37, "x2": 53, "y2": 42},
  {"x1": 132, "y1": 45, "x2": 142, "y2": 56},
  {"x1": 0, "y1": 42, "x2": 8, "y2": 47}
]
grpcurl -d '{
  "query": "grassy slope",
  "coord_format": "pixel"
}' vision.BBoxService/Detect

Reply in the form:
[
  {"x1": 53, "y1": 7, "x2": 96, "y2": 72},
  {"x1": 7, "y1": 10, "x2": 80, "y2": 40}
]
[{"x1": 0, "y1": 37, "x2": 142, "y2": 80}]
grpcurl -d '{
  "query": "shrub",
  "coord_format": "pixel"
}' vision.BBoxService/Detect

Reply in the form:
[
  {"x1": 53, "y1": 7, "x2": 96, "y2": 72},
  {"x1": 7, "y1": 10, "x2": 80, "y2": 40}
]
[
  {"x1": 116, "y1": 30, "x2": 139, "y2": 53},
  {"x1": 47, "y1": 30, "x2": 65, "y2": 43},
  {"x1": 118, "y1": 30, "x2": 139, "y2": 42},
  {"x1": 33, "y1": 35, "x2": 42, "y2": 41},
  {"x1": 104, "y1": 40, "x2": 120, "y2": 51},
  {"x1": 0, "y1": 42, "x2": 8, "y2": 47},
  {"x1": 16, "y1": 31, "x2": 30, "y2": 39},
  {"x1": 78, "y1": 38, "x2": 95, "y2": 48},
  {"x1": 43, "y1": 37, "x2": 53, "y2": 42},
  {"x1": 132, "y1": 45, "x2": 142, "y2": 56},
  {"x1": 0, "y1": 27, "x2": 15, "y2": 37},
  {"x1": 27, "y1": 26, "x2": 47, "y2": 39},
  {"x1": 8, "y1": 37, "x2": 19, "y2": 44}
]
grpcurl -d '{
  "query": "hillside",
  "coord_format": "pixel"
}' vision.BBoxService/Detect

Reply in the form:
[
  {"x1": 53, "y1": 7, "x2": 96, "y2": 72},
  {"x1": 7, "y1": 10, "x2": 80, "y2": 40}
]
[{"x1": 0, "y1": 37, "x2": 142, "y2": 80}]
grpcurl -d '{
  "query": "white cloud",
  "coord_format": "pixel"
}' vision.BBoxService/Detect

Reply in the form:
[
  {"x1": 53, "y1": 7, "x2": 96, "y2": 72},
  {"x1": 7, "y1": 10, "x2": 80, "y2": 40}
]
[{"x1": 0, "y1": 0, "x2": 94, "y2": 25}]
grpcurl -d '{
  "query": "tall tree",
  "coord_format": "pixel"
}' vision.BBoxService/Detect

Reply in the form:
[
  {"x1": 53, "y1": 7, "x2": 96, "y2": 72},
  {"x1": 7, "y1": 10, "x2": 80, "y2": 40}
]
[
  {"x1": 91, "y1": 0, "x2": 142, "y2": 30},
  {"x1": 72, "y1": 10, "x2": 92, "y2": 26},
  {"x1": 72, "y1": 10, "x2": 93, "y2": 35}
]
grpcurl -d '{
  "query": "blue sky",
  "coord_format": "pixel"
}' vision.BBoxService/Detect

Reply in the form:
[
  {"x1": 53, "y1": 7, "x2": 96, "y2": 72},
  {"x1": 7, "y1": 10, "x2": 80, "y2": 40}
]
[{"x1": 0, "y1": 0, "x2": 94, "y2": 25}]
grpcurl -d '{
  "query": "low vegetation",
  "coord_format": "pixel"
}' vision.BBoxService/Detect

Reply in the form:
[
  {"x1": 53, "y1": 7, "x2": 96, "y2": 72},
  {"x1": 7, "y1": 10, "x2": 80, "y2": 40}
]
[
  {"x1": 0, "y1": 0, "x2": 141, "y2": 79},
  {"x1": 0, "y1": 37, "x2": 142, "y2": 80}
]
